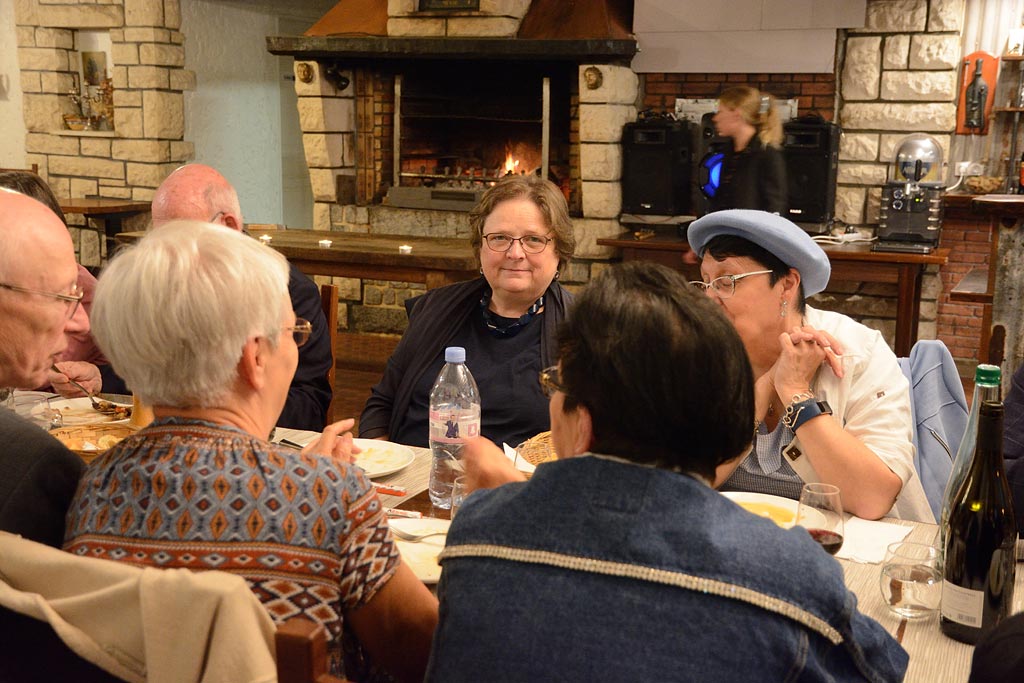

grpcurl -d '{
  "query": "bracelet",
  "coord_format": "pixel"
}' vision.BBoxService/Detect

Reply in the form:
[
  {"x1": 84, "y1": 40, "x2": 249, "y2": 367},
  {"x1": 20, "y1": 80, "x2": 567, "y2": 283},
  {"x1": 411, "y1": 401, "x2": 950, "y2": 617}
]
[{"x1": 781, "y1": 394, "x2": 832, "y2": 431}]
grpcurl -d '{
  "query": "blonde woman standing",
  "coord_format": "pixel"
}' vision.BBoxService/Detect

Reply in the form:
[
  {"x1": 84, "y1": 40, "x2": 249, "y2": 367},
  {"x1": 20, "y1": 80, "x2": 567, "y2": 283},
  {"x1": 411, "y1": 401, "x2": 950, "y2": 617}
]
[{"x1": 710, "y1": 85, "x2": 788, "y2": 215}]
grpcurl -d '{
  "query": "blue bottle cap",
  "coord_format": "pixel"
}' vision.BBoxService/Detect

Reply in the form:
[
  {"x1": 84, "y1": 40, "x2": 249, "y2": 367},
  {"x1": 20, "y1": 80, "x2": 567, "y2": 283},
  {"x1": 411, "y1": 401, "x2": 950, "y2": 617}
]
[{"x1": 445, "y1": 346, "x2": 466, "y2": 363}]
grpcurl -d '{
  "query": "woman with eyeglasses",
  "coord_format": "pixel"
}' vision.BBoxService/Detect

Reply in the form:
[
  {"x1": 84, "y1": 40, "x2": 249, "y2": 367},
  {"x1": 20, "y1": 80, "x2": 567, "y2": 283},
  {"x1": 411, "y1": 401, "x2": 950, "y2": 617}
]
[
  {"x1": 359, "y1": 174, "x2": 575, "y2": 448},
  {"x1": 65, "y1": 221, "x2": 439, "y2": 682},
  {"x1": 686, "y1": 209, "x2": 932, "y2": 521}
]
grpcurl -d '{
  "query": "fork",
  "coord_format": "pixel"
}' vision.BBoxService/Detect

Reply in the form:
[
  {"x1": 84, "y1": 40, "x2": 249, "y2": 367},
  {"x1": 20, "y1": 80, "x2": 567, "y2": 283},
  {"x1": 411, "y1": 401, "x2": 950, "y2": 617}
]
[
  {"x1": 50, "y1": 364, "x2": 102, "y2": 410},
  {"x1": 389, "y1": 526, "x2": 448, "y2": 542}
]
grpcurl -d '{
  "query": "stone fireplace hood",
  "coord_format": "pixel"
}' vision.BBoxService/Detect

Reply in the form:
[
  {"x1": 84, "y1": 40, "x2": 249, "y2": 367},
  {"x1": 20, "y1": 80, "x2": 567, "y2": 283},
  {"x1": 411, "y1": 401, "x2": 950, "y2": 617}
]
[{"x1": 266, "y1": 0, "x2": 637, "y2": 63}]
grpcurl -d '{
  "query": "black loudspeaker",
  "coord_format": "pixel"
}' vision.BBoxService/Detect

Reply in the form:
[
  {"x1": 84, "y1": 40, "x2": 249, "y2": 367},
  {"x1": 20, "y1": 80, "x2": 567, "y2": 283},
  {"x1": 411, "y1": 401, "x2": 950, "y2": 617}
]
[
  {"x1": 782, "y1": 118, "x2": 841, "y2": 225},
  {"x1": 621, "y1": 120, "x2": 695, "y2": 215}
]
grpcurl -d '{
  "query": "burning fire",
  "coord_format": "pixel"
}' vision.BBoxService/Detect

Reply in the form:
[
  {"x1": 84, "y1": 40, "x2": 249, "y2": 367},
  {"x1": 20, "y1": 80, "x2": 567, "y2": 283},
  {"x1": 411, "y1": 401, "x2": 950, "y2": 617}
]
[{"x1": 503, "y1": 147, "x2": 521, "y2": 175}]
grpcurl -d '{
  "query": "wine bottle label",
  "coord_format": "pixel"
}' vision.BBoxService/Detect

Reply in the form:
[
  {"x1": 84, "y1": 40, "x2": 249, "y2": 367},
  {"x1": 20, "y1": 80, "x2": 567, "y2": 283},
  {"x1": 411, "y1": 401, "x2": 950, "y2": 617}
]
[
  {"x1": 429, "y1": 409, "x2": 480, "y2": 443},
  {"x1": 940, "y1": 580, "x2": 984, "y2": 627}
]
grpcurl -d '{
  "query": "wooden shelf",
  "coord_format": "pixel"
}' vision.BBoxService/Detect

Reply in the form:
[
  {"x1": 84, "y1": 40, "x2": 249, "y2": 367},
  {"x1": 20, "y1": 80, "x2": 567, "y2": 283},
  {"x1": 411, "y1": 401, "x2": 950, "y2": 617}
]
[
  {"x1": 1002, "y1": 54, "x2": 1024, "y2": 61},
  {"x1": 950, "y1": 268, "x2": 992, "y2": 304},
  {"x1": 995, "y1": 107, "x2": 1024, "y2": 113}
]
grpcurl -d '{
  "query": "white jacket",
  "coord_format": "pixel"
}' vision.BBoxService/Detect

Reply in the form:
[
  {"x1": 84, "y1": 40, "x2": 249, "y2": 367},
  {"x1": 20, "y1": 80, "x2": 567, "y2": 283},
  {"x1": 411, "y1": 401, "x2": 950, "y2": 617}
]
[{"x1": 783, "y1": 306, "x2": 934, "y2": 522}]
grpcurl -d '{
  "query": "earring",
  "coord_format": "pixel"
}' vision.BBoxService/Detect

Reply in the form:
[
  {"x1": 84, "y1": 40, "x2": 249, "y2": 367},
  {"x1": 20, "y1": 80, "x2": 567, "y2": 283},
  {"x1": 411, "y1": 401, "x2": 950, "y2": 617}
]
[
  {"x1": 780, "y1": 300, "x2": 788, "y2": 318},
  {"x1": 479, "y1": 267, "x2": 484, "y2": 275},
  {"x1": 554, "y1": 270, "x2": 561, "y2": 281}
]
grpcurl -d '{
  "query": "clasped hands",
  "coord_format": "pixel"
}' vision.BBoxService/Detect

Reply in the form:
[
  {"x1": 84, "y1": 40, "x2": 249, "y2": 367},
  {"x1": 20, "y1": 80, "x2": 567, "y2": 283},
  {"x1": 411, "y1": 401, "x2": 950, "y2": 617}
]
[{"x1": 760, "y1": 326, "x2": 844, "y2": 413}]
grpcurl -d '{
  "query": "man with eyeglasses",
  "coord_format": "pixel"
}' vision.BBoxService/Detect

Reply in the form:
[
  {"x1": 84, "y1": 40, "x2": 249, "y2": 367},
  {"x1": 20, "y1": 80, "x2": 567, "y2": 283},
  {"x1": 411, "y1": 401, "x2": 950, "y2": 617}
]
[
  {"x1": 149, "y1": 164, "x2": 333, "y2": 431},
  {"x1": 0, "y1": 189, "x2": 88, "y2": 547}
]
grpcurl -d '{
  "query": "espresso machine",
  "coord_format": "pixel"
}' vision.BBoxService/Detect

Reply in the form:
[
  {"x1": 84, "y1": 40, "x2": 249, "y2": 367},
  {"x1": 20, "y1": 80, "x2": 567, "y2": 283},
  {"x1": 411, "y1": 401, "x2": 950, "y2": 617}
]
[{"x1": 874, "y1": 134, "x2": 944, "y2": 254}]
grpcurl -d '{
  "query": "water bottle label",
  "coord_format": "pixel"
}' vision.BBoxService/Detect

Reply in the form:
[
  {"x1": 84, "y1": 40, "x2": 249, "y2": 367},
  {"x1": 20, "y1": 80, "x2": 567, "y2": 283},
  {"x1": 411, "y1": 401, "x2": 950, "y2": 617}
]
[
  {"x1": 429, "y1": 409, "x2": 480, "y2": 443},
  {"x1": 940, "y1": 580, "x2": 984, "y2": 627}
]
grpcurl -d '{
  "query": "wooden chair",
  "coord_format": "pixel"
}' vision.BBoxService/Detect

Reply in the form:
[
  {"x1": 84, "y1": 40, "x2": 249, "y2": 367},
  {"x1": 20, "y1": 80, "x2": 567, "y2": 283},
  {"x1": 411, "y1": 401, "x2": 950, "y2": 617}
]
[
  {"x1": 0, "y1": 163, "x2": 39, "y2": 175},
  {"x1": 275, "y1": 618, "x2": 349, "y2": 683},
  {"x1": 320, "y1": 283, "x2": 340, "y2": 424}
]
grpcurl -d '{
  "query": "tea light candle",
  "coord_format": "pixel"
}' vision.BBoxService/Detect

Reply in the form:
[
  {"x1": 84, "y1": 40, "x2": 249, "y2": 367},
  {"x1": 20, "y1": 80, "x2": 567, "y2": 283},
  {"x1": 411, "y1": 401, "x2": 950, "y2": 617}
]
[
  {"x1": 318, "y1": 239, "x2": 333, "y2": 248},
  {"x1": 259, "y1": 234, "x2": 272, "y2": 245},
  {"x1": 399, "y1": 244, "x2": 413, "y2": 255}
]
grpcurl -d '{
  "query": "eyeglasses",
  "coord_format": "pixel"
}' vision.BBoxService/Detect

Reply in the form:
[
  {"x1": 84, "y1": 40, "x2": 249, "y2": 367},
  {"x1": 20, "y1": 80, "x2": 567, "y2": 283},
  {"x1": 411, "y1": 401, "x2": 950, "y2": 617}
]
[
  {"x1": 283, "y1": 318, "x2": 312, "y2": 348},
  {"x1": 209, "y1": 211, "x2": 225, "y2": 223},
  {"x1": 0, "y1": 282, "x2": 83, "y2": 319},
  {"x1": 689, "y1": 270, "x2": 773, "y2": 299},
  {"x1": 482, "y1": 233, "x2": 553, "y2": 254},
  {"x1": 539, "y1": 366, "x2": 568, "y2": 398}
]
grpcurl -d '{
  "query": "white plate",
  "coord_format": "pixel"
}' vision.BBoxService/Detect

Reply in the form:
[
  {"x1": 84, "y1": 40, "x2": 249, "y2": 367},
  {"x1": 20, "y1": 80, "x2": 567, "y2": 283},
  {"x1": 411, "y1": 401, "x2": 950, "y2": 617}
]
[
  {"x1": 353, "y1": 438, "x2": 415, "y2": 478},
  {"x1": 391, "y1": 517, "x2": 450, "y2": 584},
  {"x1": 721, "y1": 491, "x2": 825, "y2": 529},
  {"x1": 47, "y1": 397, "x2": 132, "y2": 425}
]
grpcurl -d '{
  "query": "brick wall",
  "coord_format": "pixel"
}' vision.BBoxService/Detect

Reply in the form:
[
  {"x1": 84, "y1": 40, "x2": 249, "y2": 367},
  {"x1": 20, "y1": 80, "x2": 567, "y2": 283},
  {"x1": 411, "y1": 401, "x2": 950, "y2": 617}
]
[
  {"x1": 936, "y1": 203, "x2": 992, "y2": 367},
  {"x1": 640, "y1": 73, "x2": 837, "y2": 120}
]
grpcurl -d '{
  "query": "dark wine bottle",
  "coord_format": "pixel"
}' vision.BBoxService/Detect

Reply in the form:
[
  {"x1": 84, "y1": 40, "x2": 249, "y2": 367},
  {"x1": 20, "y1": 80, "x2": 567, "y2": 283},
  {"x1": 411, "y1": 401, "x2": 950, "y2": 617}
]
[
  {"x1": 940, "y1": 400, "x2": 1018, "y2": 644},
  {"x1": 964, "y1": 58, "x2": 988, "y2": 131}
]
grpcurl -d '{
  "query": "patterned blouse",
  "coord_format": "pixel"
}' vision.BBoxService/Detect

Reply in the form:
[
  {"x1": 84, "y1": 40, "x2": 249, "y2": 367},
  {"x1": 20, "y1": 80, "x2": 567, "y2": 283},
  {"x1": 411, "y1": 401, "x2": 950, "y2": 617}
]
[{"x1": 63, "y1": 417, "x2": 399, "y2": 679}]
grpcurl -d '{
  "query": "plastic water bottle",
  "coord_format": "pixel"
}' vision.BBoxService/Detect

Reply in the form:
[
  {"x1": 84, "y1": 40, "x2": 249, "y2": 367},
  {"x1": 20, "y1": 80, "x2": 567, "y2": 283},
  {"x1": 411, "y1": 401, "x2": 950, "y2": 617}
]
[{"x1": 428, "y1": 347, "x2": 480, "y2": 508}]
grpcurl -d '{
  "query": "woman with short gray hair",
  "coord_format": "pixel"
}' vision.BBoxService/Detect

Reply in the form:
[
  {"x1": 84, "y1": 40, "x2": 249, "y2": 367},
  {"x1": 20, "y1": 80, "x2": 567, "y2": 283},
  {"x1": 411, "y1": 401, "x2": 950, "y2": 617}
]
[{"x1": 65, "y1": 221, "x2": 439, "y2": 682}]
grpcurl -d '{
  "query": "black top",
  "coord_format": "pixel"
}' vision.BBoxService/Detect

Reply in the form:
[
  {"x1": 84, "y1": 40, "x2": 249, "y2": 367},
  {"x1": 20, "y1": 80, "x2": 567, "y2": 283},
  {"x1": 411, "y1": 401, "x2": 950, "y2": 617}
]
[
  {"x1": 709, "y1": 137, "x2": 788, "y2": 215},
  {"x1": 393, "y1": 307, "x2": 547, "y2": 448}
]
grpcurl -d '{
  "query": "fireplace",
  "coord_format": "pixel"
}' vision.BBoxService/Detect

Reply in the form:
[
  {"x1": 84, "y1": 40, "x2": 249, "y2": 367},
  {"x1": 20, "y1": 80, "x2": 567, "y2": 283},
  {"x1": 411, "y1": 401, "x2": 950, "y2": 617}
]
[
  {"x1": 387, "y1": 60, "x2": 575, "y2": 211},
  {"x1": 267, "y1": 0, "x2": 638, "y2": 332}
]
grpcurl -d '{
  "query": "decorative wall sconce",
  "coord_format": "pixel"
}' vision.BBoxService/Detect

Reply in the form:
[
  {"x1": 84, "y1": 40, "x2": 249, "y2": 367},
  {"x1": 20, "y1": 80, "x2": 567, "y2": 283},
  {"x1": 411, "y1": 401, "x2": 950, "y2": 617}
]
[{"x1": 323, "y1": 63, "x2": 350, "y2": 92}]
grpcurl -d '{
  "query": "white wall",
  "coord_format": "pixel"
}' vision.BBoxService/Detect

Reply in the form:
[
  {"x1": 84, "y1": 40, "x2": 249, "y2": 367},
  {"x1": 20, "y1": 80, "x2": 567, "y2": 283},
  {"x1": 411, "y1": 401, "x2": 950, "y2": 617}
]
[
  {"x1": 0, "y1": 1, "x2": 28, "y2": 168},
  {"x1": 179, "y1": 0, "x2": 330, "y2": 226},
  {"x1": 632, "y1": 0, "x2": 867, "y2": 73}
]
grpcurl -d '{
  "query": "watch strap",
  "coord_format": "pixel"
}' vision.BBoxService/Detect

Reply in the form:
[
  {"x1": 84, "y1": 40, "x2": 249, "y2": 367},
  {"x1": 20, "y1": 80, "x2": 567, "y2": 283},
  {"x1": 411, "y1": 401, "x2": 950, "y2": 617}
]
[{"x1": 782, "y1": 397, "x2": 832, "y2": 431}]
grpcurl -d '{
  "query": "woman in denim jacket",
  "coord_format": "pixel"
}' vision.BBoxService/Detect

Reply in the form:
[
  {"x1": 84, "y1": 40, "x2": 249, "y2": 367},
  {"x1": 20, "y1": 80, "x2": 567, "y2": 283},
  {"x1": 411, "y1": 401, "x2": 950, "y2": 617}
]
[{"x1": 427, "y1": 262, "x2": 907, "y2": 683}]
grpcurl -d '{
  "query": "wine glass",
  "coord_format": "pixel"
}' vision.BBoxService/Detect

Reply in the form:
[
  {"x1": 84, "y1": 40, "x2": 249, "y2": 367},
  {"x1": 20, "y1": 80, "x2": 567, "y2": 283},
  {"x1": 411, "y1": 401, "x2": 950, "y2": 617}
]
[
  {"x1": 879, "y1": 542, "x2": 941, "y2": 619},
  {"x1": 796, "y1": 483, "x2": 845, "y2": 555},
  {"x1": 450, "y1": 475, "x2": 468, "y2": 520}
]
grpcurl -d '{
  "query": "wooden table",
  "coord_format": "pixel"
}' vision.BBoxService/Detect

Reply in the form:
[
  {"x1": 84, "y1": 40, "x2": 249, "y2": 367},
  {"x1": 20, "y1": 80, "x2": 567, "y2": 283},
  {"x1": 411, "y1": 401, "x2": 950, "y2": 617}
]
[
  {"x1": 59, "y1": 198, "x2": 151, "y2": 256},
  {"x1": 274, "y1": 428, "x2": 1021, "y2": 681},
  {"x1": 117, "y1": 229, "x2": 479, "y2": 290},
  {"x1": 596, "y1": 231, "x2": 950, "y2": 357}
]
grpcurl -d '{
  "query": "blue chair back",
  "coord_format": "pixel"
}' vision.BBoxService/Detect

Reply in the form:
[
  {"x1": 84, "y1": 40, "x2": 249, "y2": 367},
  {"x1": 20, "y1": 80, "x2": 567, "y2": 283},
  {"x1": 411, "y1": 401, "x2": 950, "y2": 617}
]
[{"x1": 897, "y1": 340, "x2": 969, "y2": 520}]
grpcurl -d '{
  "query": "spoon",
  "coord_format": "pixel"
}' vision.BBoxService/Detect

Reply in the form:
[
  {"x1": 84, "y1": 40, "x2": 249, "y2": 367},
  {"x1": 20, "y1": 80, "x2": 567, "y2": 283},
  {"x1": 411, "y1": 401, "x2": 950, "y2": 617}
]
[{"x1": 389, "y1": 526, "x2": 448, "y2": 542}]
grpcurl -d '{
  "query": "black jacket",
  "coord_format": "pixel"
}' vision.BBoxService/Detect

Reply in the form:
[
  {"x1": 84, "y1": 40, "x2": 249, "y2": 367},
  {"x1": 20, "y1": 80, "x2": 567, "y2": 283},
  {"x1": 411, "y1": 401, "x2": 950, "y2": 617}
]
[{"x1": 709, "y1": 137, "x2": 787, "y2": 215}]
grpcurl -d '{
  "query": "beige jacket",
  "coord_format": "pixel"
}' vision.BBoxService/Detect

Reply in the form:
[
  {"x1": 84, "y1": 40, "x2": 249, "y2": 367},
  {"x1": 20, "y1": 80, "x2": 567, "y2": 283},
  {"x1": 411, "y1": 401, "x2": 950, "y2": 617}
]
[{"x1": 0, "y1": 531, "x2": 277, "y2": 683}]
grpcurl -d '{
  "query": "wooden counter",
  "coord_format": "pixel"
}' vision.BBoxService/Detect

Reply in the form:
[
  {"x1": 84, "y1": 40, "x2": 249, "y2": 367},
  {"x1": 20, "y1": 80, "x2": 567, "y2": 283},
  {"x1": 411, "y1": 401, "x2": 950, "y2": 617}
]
[
  {"x1": 116, "y1": 229, "x2": 479, "y2": 290},
  {"x1": 596, "y1": 232, "x2": 949, "y2": 357},
  {"x1": 60, "y1": 198, "x2": 151, "y2": 255}
]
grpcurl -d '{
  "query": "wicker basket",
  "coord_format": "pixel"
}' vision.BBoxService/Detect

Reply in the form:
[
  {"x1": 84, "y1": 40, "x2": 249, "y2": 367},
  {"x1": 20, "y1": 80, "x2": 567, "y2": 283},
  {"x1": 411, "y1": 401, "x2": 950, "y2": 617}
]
[
  {"x1": 51, "y1": 424, "x2": 138, "y2": 463},
  {"x1": 516, "y1": 431, "x2": 557, "y2": 466}
]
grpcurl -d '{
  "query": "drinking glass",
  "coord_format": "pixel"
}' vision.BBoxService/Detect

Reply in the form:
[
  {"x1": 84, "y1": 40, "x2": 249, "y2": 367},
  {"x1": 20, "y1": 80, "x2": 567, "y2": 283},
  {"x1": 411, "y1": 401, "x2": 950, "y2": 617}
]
[
  {"x1": 12, "y1": 394, "x2": 63, "y2": 430},
  {"x1": 879, "y1": 542, "x2": 941, "y2": 619},
  {"x1": 450, "y1": 476, "x2": 468, "y2": 520},
  {"x1": 796, "y1": 483, "x2": 844, "y2": 555}
]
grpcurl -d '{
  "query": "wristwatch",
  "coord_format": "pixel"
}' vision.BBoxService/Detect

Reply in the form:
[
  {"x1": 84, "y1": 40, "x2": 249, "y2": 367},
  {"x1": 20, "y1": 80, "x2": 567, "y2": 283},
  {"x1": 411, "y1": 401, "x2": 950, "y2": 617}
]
[{"x1": 781, "y1": 395, "x2": 832, "y2": 432}]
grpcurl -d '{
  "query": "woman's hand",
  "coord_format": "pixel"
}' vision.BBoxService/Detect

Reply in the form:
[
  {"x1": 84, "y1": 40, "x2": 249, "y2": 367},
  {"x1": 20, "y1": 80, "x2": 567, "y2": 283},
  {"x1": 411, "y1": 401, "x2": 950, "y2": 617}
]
[
  {"x1": 773, "y1": 326, "x2": 844, "y2": 399},
  {"x1": 303, "y1": 418, "x2": 361, "y2": 465},
  {"x1": 460, "y1": 436, "x2": 525, "y2": 493},
  {"x1": 49, "y1": 361, "x2": 102, "y2": 397}
]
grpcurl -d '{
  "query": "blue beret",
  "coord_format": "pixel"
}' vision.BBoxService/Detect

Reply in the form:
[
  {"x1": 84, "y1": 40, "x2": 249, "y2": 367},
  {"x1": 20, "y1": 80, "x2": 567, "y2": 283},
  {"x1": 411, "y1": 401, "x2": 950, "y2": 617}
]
[{"x1": 687, "y1": 210, "x2": 831, "y2": 296}]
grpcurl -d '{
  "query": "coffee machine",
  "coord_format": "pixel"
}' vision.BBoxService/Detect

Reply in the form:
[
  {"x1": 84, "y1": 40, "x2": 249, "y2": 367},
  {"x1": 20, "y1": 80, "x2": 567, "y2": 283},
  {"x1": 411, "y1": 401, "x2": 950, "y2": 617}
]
[{"x1": 874, "y1": 134, "x2": 944, "y2": 254}]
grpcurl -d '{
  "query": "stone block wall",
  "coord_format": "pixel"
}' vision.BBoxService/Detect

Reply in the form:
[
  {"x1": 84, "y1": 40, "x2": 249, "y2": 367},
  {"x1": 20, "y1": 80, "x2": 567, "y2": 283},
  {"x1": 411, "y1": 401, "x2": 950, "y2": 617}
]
[
  {"x1": 838, "y1": 0, "x2": 961, "y2": 227},
  {"x1": 386, "y1": 0, "x2": 530, "y2": 37},
  {"x1": 14, "y1": 0, "x2": 194, "y2": 267}
]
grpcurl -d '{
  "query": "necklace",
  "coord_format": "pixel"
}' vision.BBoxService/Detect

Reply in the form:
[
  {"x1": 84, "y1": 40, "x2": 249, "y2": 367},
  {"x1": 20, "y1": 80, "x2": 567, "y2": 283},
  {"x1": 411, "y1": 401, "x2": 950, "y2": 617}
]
[{"x1": 479, "y1": 288, "x2": 544, "y2": 338}]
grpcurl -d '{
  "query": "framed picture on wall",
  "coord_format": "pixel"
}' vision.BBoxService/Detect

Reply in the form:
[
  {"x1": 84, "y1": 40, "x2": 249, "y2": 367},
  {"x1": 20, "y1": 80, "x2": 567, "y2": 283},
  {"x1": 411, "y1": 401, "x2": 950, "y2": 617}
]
[{"x1": 82, "y1": 51, "x2": 107, "y2": 86}]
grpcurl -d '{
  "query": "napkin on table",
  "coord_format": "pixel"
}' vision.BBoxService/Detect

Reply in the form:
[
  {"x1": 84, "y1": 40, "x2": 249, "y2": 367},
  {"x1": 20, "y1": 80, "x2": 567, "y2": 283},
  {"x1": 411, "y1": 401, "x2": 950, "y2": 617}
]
[
  {"x1": 502, "y1": 443, "x2": 536, "y2": 474},
  {"x1": 835, "y1": 516, "x2": 913, "y2": 564}
]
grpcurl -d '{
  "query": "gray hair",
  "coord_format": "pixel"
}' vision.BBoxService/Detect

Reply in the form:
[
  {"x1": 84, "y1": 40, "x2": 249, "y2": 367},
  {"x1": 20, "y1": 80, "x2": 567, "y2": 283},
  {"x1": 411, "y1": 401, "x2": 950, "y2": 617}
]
[{"x1": 91, "y1": 220, "x2": 290, "y2": 407}]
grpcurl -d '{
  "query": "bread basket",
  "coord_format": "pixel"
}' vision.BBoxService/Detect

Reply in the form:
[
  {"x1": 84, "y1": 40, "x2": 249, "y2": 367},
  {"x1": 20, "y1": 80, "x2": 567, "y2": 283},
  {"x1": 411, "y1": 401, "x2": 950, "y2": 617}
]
[
  {"x1": 51, "y1": 423, "x2": 139, "y2": 463},
  {"x1": 516, "y1": 431, "x2": 558, "y2": 467}
]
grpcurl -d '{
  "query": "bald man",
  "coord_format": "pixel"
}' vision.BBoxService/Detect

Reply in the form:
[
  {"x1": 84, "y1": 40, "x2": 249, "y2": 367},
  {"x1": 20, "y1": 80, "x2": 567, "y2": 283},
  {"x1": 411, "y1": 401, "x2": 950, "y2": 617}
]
[
  {"x1": 151, "y1": 165, "x2": 333, "y2": 430},
  {"x1": 0, "y1": 189, "x2": 87, "y2": 547}
]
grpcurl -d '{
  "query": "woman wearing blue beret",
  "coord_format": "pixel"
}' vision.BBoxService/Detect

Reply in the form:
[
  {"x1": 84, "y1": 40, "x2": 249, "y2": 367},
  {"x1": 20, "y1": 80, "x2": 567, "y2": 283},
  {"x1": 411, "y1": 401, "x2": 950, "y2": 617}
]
[{"x1": 687, "y1": 210, "x2": 932, "y2": 521}]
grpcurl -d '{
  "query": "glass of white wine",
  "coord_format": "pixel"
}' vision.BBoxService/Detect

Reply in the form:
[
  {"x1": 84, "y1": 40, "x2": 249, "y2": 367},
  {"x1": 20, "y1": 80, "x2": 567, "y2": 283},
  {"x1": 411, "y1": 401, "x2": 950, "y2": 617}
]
[
  {"x1": 879, "y1": 542, "x2": 941, "y2": 619},
  {"x1": 796, "y1": 483, "x2": 844, "y2": 555}
]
